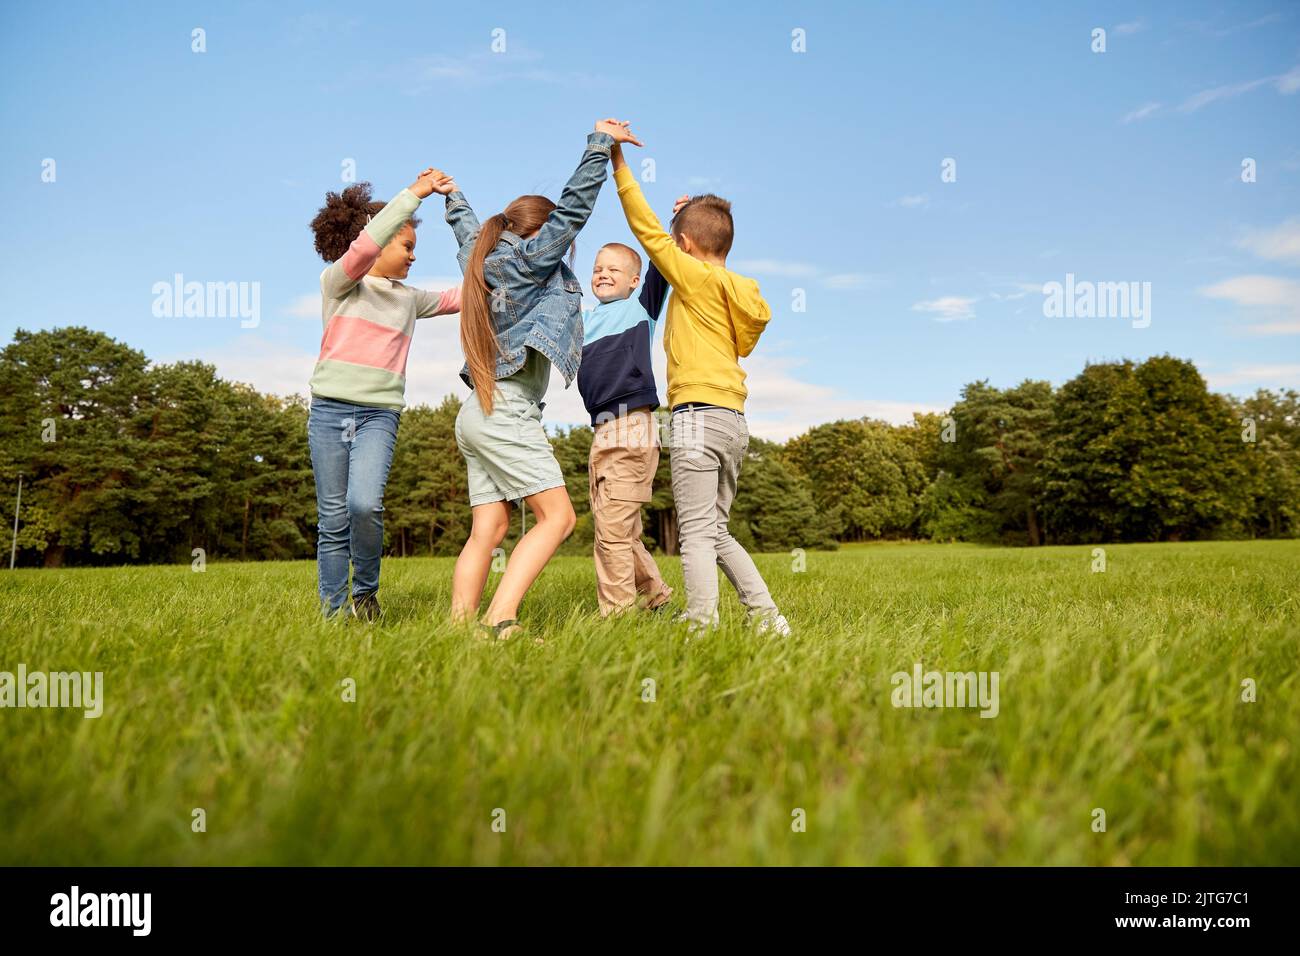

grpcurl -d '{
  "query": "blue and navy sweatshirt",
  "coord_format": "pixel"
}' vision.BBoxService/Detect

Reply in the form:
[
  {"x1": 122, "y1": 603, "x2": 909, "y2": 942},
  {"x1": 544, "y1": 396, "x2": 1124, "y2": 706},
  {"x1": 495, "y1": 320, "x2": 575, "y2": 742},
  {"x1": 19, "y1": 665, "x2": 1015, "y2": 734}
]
[{"x1": 577, "y1": 264, "x2": 668, "y2": 426}]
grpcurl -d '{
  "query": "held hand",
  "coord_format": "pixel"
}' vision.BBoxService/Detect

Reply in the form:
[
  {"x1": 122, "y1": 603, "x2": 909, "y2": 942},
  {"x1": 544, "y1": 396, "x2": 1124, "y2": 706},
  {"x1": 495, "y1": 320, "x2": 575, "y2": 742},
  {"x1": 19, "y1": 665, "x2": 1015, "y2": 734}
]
[
  {"x1": 672, "y1": 194, "x2": 691, "y2": 216},
  {"x1": 594, "y1": 118, "x2": 644, "y2": 147},
  {"x1": 409, "y1": 167, "x2": 439, "y2": 199},
  {"x1": 428, "y1": 169, "x2": 458, "y2": 196}
]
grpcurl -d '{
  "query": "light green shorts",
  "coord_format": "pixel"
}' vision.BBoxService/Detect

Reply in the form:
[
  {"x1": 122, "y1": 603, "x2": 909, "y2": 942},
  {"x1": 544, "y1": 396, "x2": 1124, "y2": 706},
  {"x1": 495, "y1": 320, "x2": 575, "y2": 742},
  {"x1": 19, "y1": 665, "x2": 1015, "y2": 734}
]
[{"x1": 455, "y1": 353, "x2": 565, "y2": 507}]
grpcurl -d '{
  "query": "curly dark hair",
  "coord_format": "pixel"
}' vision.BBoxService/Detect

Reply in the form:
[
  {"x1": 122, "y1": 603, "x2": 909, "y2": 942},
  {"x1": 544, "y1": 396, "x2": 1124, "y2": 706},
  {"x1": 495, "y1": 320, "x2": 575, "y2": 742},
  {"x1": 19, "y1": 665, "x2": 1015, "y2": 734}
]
[{"x1": 309, "y1": 182, "x2": 421, "y2": 262}]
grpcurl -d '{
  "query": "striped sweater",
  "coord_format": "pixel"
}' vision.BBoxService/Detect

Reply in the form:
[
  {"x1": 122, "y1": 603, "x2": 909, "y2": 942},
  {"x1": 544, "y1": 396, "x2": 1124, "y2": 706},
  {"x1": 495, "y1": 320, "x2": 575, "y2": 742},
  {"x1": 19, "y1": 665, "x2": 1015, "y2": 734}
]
[{"x1": 308, "y1": 188, "x2": 461, "y2": 410}]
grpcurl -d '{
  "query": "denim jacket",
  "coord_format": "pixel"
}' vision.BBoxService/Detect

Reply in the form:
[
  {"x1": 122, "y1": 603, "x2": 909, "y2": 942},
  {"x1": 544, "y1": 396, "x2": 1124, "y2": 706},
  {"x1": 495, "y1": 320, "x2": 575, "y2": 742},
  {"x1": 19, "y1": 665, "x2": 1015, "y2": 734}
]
[{"x1": 445, "y1": 131, "x2": 615, "y2": 390}]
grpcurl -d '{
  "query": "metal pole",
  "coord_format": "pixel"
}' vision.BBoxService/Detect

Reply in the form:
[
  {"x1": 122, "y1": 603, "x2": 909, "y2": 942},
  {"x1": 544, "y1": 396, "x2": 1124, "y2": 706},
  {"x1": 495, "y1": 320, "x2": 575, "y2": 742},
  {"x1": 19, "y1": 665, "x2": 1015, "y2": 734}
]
[{"x1": 10, "y1": 474, "x2": 21, "y2": 570}]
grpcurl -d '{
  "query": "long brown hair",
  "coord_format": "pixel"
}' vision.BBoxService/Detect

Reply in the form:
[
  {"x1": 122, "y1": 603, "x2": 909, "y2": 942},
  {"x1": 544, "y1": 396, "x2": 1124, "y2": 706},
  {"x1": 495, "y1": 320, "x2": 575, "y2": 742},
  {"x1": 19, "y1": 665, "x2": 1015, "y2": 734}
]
[{"x1": 461, "y1": 195, "x2": 557, "y2": 413}]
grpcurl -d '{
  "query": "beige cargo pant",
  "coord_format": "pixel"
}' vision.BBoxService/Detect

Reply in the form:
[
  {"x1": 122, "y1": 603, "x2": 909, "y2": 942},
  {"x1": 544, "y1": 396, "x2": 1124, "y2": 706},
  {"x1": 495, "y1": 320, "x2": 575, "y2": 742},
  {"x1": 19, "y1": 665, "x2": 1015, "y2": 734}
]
[{"x1": 588, "y1": 408, "x2": 672, "y2": 616}]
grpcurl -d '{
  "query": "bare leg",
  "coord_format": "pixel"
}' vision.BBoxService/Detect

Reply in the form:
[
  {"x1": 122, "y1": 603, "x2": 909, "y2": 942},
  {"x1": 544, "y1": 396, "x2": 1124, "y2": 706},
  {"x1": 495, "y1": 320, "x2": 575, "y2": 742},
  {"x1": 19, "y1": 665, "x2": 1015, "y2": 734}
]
[
  {"x1": 484, "y1": 485, "x2": 575, "y2": 626},
  {"x1": 451, "y1": 501, "x2": 511, "y2": 621}
]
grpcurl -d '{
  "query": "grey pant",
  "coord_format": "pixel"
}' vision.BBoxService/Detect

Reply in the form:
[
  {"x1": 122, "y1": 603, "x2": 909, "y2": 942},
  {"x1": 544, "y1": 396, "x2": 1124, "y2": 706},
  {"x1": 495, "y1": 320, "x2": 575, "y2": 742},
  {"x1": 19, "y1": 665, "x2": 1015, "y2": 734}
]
[{"x1": 669, "y1": 406, "x2": 779, "y2": 625}]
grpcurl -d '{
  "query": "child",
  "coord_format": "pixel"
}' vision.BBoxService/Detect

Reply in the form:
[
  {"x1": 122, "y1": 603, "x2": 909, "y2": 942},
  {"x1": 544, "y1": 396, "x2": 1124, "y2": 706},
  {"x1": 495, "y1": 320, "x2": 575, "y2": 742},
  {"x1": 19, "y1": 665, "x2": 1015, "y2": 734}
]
[
  {"x1": 443, "y1": 119, "x2": 644, "y2": 639},
  {"x1": 307, "y1": 169, "x2": 461, "y2": 620},
  {"x1": 609, "y1": 143, "x2": 791, "y2": 635},
  {"x1": 578, "y1": 242, "x2": 672, "y2": 616}
]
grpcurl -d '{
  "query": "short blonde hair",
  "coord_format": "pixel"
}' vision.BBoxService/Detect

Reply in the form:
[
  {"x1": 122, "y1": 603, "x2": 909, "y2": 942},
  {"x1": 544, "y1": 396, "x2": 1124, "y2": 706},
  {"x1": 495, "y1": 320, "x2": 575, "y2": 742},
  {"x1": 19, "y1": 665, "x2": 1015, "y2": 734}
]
[{"x1": 598, "y1": 242, "x2": 643, "y2": 275}]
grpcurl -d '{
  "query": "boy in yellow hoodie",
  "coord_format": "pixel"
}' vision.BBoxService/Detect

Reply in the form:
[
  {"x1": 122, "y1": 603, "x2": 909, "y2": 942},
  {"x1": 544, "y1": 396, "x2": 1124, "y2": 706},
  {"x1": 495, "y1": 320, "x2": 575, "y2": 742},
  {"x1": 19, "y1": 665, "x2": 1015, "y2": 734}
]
[{"x1": 611, "y1": 141, "x2": 790, "y2": 635}]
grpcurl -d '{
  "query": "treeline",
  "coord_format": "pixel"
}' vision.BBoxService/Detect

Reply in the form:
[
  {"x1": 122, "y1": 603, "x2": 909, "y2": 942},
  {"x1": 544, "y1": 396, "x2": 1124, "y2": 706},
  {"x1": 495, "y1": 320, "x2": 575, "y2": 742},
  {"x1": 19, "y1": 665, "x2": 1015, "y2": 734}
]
[{"x1": 0, "y1": 327, "x2": 1295, "y2": 567}]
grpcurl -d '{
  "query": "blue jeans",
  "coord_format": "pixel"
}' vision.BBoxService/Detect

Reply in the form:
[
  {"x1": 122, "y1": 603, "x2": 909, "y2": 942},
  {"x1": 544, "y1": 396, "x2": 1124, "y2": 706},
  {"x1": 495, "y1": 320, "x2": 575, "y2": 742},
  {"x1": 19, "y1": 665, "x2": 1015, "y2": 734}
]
[{"x1": 307, "y1": 396, "x2": 400, "y2": 613}]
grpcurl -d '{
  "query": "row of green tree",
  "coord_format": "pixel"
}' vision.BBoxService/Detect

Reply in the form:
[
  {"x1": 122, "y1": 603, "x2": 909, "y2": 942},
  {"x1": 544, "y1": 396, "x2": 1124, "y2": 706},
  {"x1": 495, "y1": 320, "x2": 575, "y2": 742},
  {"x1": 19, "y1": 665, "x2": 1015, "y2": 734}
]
[{"x1": 1, "y1": 327, "x2": 1295, "y2": 567}]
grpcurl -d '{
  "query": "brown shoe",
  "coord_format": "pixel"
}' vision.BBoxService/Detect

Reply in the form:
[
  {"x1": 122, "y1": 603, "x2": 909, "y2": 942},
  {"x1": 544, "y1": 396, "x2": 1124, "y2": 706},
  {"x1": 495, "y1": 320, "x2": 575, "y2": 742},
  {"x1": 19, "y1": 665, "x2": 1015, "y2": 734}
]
[{"x1": 643, "y1": 586, "x2": 674, "y2": 613}]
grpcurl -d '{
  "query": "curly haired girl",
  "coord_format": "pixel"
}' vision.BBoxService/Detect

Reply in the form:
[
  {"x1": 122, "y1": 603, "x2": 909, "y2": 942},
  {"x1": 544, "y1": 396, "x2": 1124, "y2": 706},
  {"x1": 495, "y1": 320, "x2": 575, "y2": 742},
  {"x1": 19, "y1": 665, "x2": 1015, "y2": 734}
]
[{"x1": 306, "y1": 168, "x2": 460, "y2": 620}]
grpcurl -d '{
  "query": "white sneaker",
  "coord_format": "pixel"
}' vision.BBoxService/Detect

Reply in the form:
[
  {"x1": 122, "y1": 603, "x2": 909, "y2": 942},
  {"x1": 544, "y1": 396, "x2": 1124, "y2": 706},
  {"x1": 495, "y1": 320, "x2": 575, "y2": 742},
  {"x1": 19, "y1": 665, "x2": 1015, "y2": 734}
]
[
  {"x1": 674, "y1": 610, "x2": 718, "y2": 638},
  {"x1": 754, "y1": 612, "x2": 791, "y2": 637}
]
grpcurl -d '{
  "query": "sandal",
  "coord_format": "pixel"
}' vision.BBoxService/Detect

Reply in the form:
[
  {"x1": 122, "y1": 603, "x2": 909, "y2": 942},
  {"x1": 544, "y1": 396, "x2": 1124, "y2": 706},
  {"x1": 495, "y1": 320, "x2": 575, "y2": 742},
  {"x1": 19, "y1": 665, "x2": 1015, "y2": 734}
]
[{"x1": 478, "y1": 619, "x2": 522, "y2": 641}]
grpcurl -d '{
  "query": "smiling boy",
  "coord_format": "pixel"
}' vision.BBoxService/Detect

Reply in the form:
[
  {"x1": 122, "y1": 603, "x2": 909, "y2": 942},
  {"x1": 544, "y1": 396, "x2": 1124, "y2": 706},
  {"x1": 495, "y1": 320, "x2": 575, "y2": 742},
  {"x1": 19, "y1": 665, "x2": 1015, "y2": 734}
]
[{"x1": 577, "y1": 242, "x2": 673, "y2": 616}]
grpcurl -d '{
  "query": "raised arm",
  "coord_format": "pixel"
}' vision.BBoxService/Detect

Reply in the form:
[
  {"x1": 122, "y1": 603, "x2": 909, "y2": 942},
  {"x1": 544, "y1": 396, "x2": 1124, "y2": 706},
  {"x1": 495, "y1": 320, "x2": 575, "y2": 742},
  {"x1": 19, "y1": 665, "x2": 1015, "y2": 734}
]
[
  {"x1": 638, "y1": 262, "x2": 669, "y2": 320},
  {"x1": 612, "y1": 146, "x2": 712, "y2": 294},
  {"x1": 515, "y1": 129, "x2": 618, "y2": 279},
  {"x1": 444, "y1": 190, "x2": 481, "y2": 259}
]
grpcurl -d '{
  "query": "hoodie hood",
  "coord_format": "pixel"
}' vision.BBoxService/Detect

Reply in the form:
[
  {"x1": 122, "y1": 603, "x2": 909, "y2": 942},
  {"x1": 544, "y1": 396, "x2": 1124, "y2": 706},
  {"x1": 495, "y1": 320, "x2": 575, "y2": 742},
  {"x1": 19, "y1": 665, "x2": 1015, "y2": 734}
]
[{"x1": 718, "y1": 268, "x2": 773, "y2": 358}]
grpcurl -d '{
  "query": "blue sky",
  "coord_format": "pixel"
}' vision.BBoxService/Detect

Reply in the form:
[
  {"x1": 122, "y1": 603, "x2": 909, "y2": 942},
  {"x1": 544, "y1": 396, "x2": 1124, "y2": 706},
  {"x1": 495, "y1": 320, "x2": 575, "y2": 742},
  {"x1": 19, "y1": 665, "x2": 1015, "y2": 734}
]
[{"x1": 2, "y1": 1, "x2": 1298, "y2": 438}]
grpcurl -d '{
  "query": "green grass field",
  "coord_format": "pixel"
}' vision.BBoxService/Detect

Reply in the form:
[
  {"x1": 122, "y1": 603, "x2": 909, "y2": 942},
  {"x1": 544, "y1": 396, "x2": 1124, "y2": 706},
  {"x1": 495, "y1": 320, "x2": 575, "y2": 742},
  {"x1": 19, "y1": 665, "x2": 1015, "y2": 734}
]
[{"x1": 2, "y1": 540, "x2": 1297, "y2": 865}]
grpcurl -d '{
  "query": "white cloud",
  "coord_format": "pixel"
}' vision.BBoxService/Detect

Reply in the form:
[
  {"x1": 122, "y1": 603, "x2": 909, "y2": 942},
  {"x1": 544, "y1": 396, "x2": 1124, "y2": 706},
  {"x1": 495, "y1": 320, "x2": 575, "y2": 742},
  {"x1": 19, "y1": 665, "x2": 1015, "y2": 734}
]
[
  {"x1": 1188, "y1": 13, "x2": 1286, "y2": 38},
  {"x1": 200, "y1": 338, "x2": 316, "y2": 399},
  {"x1": 1204, "y1": 364, "x2": 1300, "y2": 389},
  {"x1": 730, "y1": 353, "x2": 943, "y2": 441},
  {"x1": 403, "y1": 50, "x2": 600, "y2": 92},
  {"x1": 1236, "y1": 219, "x2": 1300, "y2": 265},
  {"x1": 1121, "y1": 102, "x2": 1162, "y2": 123},
  {"x1": 988, "y1": 282, "x2": 1040, "y2": 302},
  {"x1": 1200, "y1": 274, "x2": 1300, "y2": 308},
  {"x1": 1179, "y1": 77, "x2": 1271, "y2": 112},
  {"x1": 402, "y1": 316, "x2": 473, "y2": 406},
  {"x1": 1245, "y1": 320, "x2": 1300, "y2": 334},
  {"x1": 284, "y1": 294, "x2": 320, "y2": 319},
  {"x1": 911, "y1": 296, "x2": 977, "y2": 322},
  {"x1": 1114, "y1": 19, "x2": 1146, "y2": 35},
  {"x1": 1277, "y1": 64, "x2": 1300, "y2": 94},
  {"x1": 1199, "y1": 274, "x2": 1300, "y2": 334},
  {"x1": 823, "y1": 273, "x2": 885, "y2": 290},
  {"x1": 284, "y1": 12, "x2": 362, "y2": 44},
  {"x1": 406, "y1": 275, "x2": 463, "y2": 293},
  {"x1": 330, "y1": 46, "x2": 605, "y2": 97},
  {"x1": 1178, "y1": 65, "x2": 1300, "y2": 112},
  {"x1": 890, "y1": 193, "x2": 930, "y2": 208},
  {"x1": 733, "y1": 259, "x2": 887, "y2": 291}
]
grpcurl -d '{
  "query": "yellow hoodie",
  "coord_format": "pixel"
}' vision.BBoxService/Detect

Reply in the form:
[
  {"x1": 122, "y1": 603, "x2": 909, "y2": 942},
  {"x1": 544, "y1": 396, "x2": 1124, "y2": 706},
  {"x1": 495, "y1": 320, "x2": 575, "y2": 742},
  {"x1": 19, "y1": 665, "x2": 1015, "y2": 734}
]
[{"x1": 614, "y1": 166, "x2": 772, "y2": 412}]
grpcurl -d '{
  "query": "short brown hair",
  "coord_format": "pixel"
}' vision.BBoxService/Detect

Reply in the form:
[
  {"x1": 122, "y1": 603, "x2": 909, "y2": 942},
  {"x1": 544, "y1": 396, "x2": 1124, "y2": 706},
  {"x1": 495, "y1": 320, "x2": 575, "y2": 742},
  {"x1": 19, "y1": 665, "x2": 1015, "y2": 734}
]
[
  {"x1": 670, "y1": 194, "x2": 734, "y2": 257},
  {"x1": 598, "y1": 242, "x2": 642, "y2": 275}
]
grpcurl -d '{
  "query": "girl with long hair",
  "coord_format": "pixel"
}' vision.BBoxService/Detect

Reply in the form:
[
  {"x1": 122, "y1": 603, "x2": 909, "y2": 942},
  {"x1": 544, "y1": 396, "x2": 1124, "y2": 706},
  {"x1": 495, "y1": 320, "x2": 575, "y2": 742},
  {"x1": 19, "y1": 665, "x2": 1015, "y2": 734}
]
[{"x1": 441, "y1": 120, "x2": 643, "y2": 638}]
